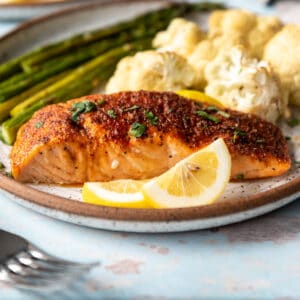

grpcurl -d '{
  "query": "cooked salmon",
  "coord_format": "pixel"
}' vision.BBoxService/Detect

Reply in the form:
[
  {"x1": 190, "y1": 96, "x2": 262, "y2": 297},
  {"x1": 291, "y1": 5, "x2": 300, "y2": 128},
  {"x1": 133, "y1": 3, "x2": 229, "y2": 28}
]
[{"x1": 11, "y1": 91, "x2": 291, "y2": 184}]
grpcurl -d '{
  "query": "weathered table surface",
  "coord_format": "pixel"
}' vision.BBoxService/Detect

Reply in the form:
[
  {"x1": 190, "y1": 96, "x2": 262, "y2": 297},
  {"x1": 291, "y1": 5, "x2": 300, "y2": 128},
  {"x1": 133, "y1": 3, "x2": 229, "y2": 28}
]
[{"x1": 1, "y1": 0, "x2": 300, "y2": 299}]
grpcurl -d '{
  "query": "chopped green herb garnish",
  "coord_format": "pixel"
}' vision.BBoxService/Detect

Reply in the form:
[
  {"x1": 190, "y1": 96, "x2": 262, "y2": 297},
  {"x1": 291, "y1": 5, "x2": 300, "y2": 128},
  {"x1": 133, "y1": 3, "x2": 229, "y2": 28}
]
[
  {"x1": 168, "y1": 108, "x2": 174, "y2": 113},
  {"x1": 145, "y1": 111, "x2": 158, "y2": 126},
  {"x1": 123, "y1": 105, "x2": 140, "y2": 112},
  {"x1": 295, "y1": 161, "x2": 300, "y2": 164},
  {"x1": 107, "y1": 109, "x2": 117, "y2": 119},
  {"x1": 236, "y1": 174, "x2": 244, "y2": 180},
  {"x1": 285, "y1": 136, "x2": 291, "y2": 141},
  {"x1": 35, "y1": 121, "x2": 44, "y2": 129},
  {"x1": 232, "y1": 128, "x2": 246, "y2": 144},
  {"x1": 287, "y1": 118, "x2": 300, "y2": 128},
  {"x1": 236, "y1": 173, "x2": 244, "y2": 180},
  {"x1": 217, "y1": 111, "x2": 230, "y2": 118},
  {"x1": 0, "y1": 161, "x2": 5, "y2": 170},
  {"x1": 70, "y1": 101, "x2": 96, "y2": 122},
  {"x1": 129, "y1": 122, "x2": 147, "y2": 138},
  {"x1": 196, "y1": 110, "x2": 220, "y2": 123},
  {"x1": 207, "y1": 106, "x2": 218, "y2": 112},
  {"x1": 98, "y1": 99, "x2": 106, "y2": 106}
]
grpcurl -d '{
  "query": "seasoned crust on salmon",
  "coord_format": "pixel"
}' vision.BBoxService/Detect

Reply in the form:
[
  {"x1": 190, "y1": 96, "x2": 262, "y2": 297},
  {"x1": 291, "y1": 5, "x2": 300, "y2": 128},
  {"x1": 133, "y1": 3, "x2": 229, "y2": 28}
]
[{"x1": 11, "y1": 91, "x2": 291, "y2": 184}]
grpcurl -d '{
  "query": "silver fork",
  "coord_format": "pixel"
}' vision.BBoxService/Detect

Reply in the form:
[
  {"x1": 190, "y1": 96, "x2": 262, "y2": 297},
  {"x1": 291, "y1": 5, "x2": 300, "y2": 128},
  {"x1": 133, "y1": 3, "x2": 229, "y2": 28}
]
[{"x1": 0, "y1": 229, "x2": 98, "y2": 290}]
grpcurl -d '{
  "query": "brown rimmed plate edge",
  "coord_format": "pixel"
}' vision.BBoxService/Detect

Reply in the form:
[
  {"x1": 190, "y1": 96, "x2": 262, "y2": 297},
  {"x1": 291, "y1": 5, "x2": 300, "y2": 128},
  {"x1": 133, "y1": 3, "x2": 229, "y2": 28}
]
[{"x1": 1, "y1": 172, "x2": 299, "y2": 222}]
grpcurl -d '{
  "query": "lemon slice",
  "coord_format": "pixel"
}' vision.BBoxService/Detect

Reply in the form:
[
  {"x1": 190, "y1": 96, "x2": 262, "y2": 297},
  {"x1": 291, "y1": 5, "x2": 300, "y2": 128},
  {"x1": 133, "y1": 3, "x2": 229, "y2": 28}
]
[
  {"x1": 142, "y1": 139, "x2": 231, "y2": 208},
  {"x1": 176, "y1": 89, "x2": 224, "y2": 108},
  {"x1": 82, "y1": 179, "x2": 149, "y2": 208}
]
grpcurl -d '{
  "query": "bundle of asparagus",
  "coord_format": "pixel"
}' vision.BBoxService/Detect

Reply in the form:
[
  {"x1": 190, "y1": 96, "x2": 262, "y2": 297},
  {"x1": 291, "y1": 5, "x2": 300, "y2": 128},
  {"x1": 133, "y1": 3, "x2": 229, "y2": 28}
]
[{"x1": 0, "y1": 2, "x2": 224, "y2": 145}]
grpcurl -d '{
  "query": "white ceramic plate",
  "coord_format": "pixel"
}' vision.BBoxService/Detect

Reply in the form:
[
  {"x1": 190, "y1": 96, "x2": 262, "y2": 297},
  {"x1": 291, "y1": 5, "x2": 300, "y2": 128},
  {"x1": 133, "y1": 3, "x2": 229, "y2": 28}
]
[{"x1": 0, "y1": 0, "x2": 299, "y2": 232}]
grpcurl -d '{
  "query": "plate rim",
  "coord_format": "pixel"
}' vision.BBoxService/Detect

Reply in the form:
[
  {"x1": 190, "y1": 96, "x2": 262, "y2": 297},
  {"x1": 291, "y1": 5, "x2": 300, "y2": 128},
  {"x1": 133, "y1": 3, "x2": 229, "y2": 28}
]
[
  {"x1": 1, "y1": 172, "x2": 299, "y2": 222},
  {"x1": 0, "y1": 0, "x2": 299, "y2": 223}
]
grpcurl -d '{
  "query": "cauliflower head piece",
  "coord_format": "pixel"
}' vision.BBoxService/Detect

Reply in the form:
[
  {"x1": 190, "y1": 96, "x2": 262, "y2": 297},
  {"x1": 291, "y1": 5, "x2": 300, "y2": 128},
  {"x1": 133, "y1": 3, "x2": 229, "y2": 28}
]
[
  {"x1": 208, "y1": 9, "x2": 282, "y2": 59},
  {"x1": 153, "y1": 18, "x2": 204, "y2": 58},
  {"x1": 205, "y1": 46, "x2": 285, "y2": 123},
  {"x1": 106, "y1": 51, "x2": 197, "y2": 93},
  {"x1": 189, "y1": 34, "x2": 245, "y2": 89},
  {"x1": 263, "y1": 25, "x2": 300, "y2": 106}
]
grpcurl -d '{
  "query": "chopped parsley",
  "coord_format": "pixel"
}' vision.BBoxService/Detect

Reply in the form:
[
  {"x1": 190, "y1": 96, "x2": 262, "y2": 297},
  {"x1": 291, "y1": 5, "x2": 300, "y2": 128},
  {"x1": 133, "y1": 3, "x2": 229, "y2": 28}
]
[
  {"x1": 196, "y1": 110, "x2": 220, "y2": 123},
  {"x1": 98, "y1": 99, "x2": 106, "y2": 106},
  {"x1": 0, "y1": 161, "x2": 4, "y2": 170},
  {"x1": 295, "y1": 161, "x2": 300, "y2": 165},
  {"x1": 217, "y1": 111, "x2": 230, "y2": 118},
  {"x1": 206, "y1": 106, "x2": 218, "y2": 112},
  {"x1": 236, "y1": 173, "x2": 244, "y2": 180},
  {"x1": 287, "y1": 118, "x2": 300, "y2": 128},
  {"x1": 129, "y1": 122, "x2": 146, "y2": 138},
  {"x1": 232, "y1": 128, "x2": 246, "y2": 144},
  {"x1": 285, "y1": 136, "x2": 291, "y2": 141},
  {"x1": 145, "y1": 111, "x2": 158, "y2": 125},
  {"x1": 70, "y1": 101, "x2": 96, "y2": 122},
  {"x1": 35, "y1": 121, "x2": 44, "y2": 129},
  {"x1": 106, "y1": 109, "x2": 117, "y2": 119},
  {"x1": 123, "y1": 105, "x2": 140, "y2": 112}
]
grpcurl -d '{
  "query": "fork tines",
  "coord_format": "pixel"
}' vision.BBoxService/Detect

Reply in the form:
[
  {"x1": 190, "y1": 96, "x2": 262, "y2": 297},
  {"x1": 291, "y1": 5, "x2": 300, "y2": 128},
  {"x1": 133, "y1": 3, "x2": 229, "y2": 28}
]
[{"x1": 0, "y1": 243, "x2": 98, "y2": 290}]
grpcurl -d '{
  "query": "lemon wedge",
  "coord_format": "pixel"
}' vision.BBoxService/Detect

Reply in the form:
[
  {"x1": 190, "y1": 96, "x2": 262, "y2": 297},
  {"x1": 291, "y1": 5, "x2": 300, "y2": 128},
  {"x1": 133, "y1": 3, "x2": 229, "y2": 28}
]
[
  {"x1": 82, "y1": 179, "x2": 149, "y2": 208},
  {"x1": 176, "y1": 89, "x2": 224, "y2": 108},
  {"x1": 142, "y1": 139, "x2": 231, "y2": 208}
]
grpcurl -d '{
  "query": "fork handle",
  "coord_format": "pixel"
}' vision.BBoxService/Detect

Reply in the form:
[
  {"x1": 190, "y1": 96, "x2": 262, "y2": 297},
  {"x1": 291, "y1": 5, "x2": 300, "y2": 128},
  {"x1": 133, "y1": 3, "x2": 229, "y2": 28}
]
[{"x1": 0, "y1": 229, "x2": 28, "y2": 264}]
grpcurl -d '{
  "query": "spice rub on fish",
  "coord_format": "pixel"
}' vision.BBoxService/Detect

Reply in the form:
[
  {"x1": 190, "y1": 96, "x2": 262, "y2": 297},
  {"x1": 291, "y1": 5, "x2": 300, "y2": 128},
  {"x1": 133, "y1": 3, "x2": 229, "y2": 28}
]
[{"x1": 11, "y1": 91, "x2": 291, "y2": 184}]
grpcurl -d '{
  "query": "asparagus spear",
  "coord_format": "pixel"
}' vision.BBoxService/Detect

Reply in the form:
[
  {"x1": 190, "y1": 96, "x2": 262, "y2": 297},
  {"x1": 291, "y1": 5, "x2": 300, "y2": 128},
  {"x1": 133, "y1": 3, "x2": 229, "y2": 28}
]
[
  {"x1": 9, "y1": 38, "x2": 149, "y2": 116},
  {"x1": 0, "y1": 71, "x2": 71, "y2": 122},
  {"x1": 11, "y1": 62, "x2": 113, "y2": 117},
  {"x1": 0, "y1": 23, "x2": 159, "y2": 102}
]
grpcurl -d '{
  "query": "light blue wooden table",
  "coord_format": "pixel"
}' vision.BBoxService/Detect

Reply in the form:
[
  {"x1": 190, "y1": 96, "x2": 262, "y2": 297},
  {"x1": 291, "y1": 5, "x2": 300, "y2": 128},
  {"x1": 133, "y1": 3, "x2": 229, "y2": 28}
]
[{"x1": 1, "y1": 1, "x2": 300, "y2": 299}]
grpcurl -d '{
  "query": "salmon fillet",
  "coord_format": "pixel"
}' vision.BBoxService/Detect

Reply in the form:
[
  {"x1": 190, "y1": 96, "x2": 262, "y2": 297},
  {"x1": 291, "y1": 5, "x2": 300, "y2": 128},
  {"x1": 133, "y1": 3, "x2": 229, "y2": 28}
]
[{"x1": 11, "y1": 91, "x2": 291, "y2": 184}]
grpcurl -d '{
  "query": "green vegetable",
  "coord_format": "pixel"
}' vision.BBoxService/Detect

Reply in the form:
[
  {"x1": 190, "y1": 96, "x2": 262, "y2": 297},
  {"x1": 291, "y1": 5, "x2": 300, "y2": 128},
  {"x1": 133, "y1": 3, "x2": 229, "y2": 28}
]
[
  {"x1": 129, "y1": 122, "x2": 147, "y2": 138},
  {"x1": 0, "y1": 161, "x2": 5, "y2": 170},
  {"x1": 217, "y1": 111, "x2": 230, "y2": 118},
  {"x1": 196, "y1": 110, "x2": 220, "y2": 123},
  {"x1": 232, "y1": 128, "x2": 246, "y2": 144},
  {"x1": 236, "y1": 174, "x2": 244, "y2": 180},
  {"x1": 0, "y1": 71, "x2": 70, "y2": 122},
  {"x1": 71, "y1": 101, "x2": 97, "y2": 122},
  {"x1": 98, "y1": 99, "x2": 106, "y2": 106},
  {"x1": 106, "y1": 109, "x2": 117, "y2": 119},
  {"x1": 145, "y1": 111, "x2": 158, "y2": 125},
  {"x1": 34, "y1": 121, "x2": 44, "y2": 129},
  {"x1": 123, "y1": 105, "x2": 140, "y2": 112}
]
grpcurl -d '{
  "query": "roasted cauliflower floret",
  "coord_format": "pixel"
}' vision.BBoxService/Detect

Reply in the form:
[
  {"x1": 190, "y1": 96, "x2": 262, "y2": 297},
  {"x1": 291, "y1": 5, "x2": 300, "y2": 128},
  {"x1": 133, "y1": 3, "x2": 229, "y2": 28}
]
[
  {"x1": 189, "y1": 35, "x2": 245, "y2": 89},
  {"x1": 205, "y1": 46, "x2": 285, "y2": 123},
  {"x1": 153, "y1": 18, "x2": 204, "y2": 58},
  {"x1": 106, "y1": 51, "x2": 197, "y2": 93},
  {"x1": 208, "y1": 9, "x2": 282, "y2": 59},
  {"x1": 263, "y1": 25, "x2": 300, "y2": 106}
]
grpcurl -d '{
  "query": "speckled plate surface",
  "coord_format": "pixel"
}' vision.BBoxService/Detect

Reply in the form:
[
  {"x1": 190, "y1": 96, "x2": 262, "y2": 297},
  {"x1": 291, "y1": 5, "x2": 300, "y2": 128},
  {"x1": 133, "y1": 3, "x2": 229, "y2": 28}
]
[
  {"x1": 0, "y1": 0, "x2": 105, "y2": 21},
  {"x1": 0, "y1": 0, "x2": 299, "y2": 232}
]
